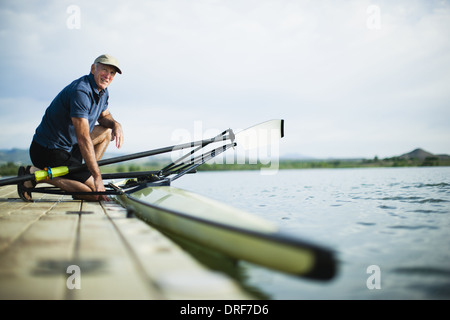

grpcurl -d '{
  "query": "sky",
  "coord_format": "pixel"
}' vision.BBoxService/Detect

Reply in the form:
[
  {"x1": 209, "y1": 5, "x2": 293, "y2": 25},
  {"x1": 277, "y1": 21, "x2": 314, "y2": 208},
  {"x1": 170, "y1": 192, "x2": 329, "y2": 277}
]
[{"x1": 0, "y1": 0, "x2": 449, "y2": 159}]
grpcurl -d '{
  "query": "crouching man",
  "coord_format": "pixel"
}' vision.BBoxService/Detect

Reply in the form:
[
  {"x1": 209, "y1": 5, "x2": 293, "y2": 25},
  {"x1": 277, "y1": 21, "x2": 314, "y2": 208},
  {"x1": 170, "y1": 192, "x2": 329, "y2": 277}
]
[{"x1": 18, "y1": 54, "x2": 124, "y2": 201}]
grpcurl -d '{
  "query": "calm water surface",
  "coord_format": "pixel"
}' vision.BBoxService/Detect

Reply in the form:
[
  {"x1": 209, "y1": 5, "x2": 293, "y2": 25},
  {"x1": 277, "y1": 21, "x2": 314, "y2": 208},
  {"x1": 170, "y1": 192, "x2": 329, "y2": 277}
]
[{"x1": 173, "y1": 167, "x2": 450, "y2": 299}]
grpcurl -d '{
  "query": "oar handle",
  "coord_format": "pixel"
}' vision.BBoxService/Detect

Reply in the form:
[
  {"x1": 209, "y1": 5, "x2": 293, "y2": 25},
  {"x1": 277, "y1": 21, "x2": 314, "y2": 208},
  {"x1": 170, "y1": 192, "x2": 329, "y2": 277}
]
[
  {"x1": 0, "y1": 166, "x2": 70, "y2": 187},
  {"x1": 34, "y1": 166, "x2": 70, "y2": 181}
]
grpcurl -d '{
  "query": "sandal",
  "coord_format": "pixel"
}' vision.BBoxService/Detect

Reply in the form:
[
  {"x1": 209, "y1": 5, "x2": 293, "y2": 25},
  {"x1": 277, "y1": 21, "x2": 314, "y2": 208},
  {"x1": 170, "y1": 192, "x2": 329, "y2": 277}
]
[{"x1": 17, "y1": 166, "x2": 36, "y2": 202}]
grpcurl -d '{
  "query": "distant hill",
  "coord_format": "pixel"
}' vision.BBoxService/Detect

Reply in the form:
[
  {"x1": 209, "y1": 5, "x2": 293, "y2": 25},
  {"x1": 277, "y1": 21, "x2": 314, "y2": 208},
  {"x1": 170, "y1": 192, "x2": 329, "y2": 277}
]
[
  {"x1": 0, "y1": 148, "x2": 31, "y2": 164},
  {"x1": 398, "y1": 148, "x2": 450, "y2": 161}
]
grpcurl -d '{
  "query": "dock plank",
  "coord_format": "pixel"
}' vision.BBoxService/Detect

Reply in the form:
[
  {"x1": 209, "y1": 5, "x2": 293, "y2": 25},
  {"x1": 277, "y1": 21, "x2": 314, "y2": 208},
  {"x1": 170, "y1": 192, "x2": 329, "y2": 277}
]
[
  {"x1": 102, "y1": 202, "x2": 252, "y2": 300},
  {"x1": 66, "y1": 201, "x2": 160, "y2": 299},
  {"x1": 0, "y1": 190, "x2": 78, "y2": 299},
  {"x1": 0, "y1": 185, "x2": 253, "y2": 300}
]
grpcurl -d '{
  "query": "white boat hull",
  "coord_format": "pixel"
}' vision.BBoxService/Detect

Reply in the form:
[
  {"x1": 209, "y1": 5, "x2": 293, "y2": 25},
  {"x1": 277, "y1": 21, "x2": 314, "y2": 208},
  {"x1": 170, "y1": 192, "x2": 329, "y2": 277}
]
[{"x1": 115, "y1": 184, "x2": 336, "y2": 280}]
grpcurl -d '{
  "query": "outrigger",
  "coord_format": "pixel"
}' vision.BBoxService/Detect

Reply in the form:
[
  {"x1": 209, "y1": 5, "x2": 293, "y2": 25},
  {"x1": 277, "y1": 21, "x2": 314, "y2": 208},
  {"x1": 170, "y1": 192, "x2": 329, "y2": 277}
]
[{"x1": 0, "y1": 120, "x2": 337, "y2": 280}]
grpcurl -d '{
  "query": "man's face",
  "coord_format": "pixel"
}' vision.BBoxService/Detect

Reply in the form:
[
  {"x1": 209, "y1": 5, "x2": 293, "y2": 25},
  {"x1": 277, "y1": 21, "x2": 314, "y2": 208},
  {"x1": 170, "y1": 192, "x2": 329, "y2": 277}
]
[{"x1": 91, "y1": 63, "x2": 116, "y2": 91}]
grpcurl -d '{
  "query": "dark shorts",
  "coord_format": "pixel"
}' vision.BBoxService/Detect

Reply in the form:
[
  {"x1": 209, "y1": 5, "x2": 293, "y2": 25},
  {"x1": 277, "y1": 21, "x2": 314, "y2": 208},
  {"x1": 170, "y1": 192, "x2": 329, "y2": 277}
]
[{"x1": 29, "y1": 140, "x2": 91, "y2": 183}]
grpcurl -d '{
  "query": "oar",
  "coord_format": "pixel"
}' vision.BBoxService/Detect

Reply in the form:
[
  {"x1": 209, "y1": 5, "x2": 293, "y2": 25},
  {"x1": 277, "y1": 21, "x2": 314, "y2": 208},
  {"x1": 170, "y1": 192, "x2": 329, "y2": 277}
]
[
  {"x1": 0, "y1": 119, "x2": 284, "y2": 187},
  {"x1": 168, "y1": 142, "x2": 237, "y2": 181},
  {"x1": 0, "y1": 134, "x2": 228, "y2": 187},
  {"x1": 159, "y1": 129, "x2": 233, "y2": 174},
  {"x1": 235, "y1": 119, "x2": 284, "y2": 150}
]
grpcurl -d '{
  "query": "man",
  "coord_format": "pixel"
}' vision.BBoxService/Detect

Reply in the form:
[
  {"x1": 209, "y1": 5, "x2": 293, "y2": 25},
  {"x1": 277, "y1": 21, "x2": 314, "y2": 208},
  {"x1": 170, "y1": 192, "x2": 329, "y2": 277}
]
[{"x1": 18, "y1": 54, "x2": 124, "y2": 202}]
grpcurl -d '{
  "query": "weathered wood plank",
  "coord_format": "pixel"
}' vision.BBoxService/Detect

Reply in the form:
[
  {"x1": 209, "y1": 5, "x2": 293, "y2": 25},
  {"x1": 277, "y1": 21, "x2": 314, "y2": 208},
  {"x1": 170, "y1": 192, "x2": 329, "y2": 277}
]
[
  {"x1": 66, "y1": 201, "x2": 161, "y2": 299},
  {"x1": 102, "y1": 202, "x2": 253, "y2": 300},
  {"x1": 0, "y1": 185, "x2": 252, "y2": 300},
  {"x1": 0, "y1": 195, "x2": 79, "y2": 299}
]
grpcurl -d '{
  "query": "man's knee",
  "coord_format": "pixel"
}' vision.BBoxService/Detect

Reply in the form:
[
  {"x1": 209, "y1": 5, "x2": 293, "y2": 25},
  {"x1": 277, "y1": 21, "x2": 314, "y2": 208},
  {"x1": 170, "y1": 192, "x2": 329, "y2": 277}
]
[
  {"x1": 103, "y1": 127, "x2": 112, "y2": 141},
  {"x1": 91, "y1": 125, "x2": 112, "y2": 143}
]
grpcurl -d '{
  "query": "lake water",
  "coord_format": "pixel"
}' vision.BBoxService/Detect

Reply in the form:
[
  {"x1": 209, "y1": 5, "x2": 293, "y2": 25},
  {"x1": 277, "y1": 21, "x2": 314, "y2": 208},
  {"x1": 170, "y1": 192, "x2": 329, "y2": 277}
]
[{"x1": 173, "y1": 167, "x2": 450, "y2": 300}]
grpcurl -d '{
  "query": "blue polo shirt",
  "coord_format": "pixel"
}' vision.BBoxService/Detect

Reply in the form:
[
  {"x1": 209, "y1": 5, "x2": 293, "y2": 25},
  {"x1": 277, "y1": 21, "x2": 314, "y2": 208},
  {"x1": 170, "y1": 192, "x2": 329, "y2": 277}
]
[{"x1": 33, "y1": 73, "x2": 109, "y2": 152}]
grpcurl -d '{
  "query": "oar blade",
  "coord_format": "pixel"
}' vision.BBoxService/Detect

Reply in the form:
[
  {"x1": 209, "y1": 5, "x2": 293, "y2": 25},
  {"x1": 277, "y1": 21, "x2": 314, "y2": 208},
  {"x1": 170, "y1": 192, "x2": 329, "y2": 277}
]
[{"x1": 235, "y1": 119, "x2": 284, "y2": 150}]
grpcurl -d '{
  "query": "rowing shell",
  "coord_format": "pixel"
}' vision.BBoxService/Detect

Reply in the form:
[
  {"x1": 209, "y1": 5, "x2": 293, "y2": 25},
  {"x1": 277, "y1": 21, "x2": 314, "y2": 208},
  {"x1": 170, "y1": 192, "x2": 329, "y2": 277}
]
[{"x1": 113, "y1": 181, "x2": 337, "y2": 280}]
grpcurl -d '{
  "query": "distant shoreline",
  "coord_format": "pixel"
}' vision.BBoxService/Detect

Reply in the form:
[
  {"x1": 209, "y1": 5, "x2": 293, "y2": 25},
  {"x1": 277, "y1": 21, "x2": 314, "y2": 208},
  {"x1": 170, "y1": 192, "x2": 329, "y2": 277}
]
[
  {"x1": 1, "y1": 159, "x2": 450, "y2": 178},
  {"x1": 96, "y1": 157, "x2": 450, "y2": 175},
  {"x1": 2, "y1": 147, "x2": 450, "y2": 176},
  {"x1": 197, "y1": 157, "x2": 450, "y2": 171}
]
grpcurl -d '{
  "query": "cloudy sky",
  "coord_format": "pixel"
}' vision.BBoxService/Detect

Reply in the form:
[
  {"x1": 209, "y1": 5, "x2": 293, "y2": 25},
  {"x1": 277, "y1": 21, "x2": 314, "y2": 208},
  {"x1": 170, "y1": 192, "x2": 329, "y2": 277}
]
[{"x1": 1, "y1": 0, "x2": 449, "y2": 159}]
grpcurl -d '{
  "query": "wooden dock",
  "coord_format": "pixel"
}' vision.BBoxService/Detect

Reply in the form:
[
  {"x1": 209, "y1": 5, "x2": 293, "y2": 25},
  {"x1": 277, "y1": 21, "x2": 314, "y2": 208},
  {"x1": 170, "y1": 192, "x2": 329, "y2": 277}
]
[{"x1": 0, "y1": 184, "x2": 253, "y2": 300}]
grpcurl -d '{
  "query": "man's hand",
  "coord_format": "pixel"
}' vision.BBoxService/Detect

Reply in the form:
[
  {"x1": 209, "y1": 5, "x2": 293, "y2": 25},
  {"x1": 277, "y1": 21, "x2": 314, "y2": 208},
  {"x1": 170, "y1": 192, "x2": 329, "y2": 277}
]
[
  {"x1": 112, "y1": 122, "x2": 124, "y2": 149},
  {"x1": 94, "y1": 175, "x2": 109, "y2": 201},
  {"x1": 98, "y1": 109, "x2": 123, "y2": 149}
]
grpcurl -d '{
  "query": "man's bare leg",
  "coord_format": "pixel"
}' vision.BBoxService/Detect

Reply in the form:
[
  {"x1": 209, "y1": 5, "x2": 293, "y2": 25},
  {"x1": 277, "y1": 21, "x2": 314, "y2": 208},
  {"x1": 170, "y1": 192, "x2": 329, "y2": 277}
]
[
  {"x1": 90, "y1": 125, "x2": 112, "y2": 160},
  {"x1": 27, "y1": 126, "x2": 112, "y2": 201},
  {"x1": 47, "y1": 176, "x2": 99, "y2": 201},
  {"x1": 26, "y1": 167, "x2": 99, "y2": 201}
]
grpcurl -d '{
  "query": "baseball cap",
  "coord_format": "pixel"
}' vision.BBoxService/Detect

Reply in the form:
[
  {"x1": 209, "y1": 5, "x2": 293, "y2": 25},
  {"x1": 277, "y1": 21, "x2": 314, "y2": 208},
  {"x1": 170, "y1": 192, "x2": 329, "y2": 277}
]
[{"x1": 93, "y1": 54, "x2": 122, "y2": 74}]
